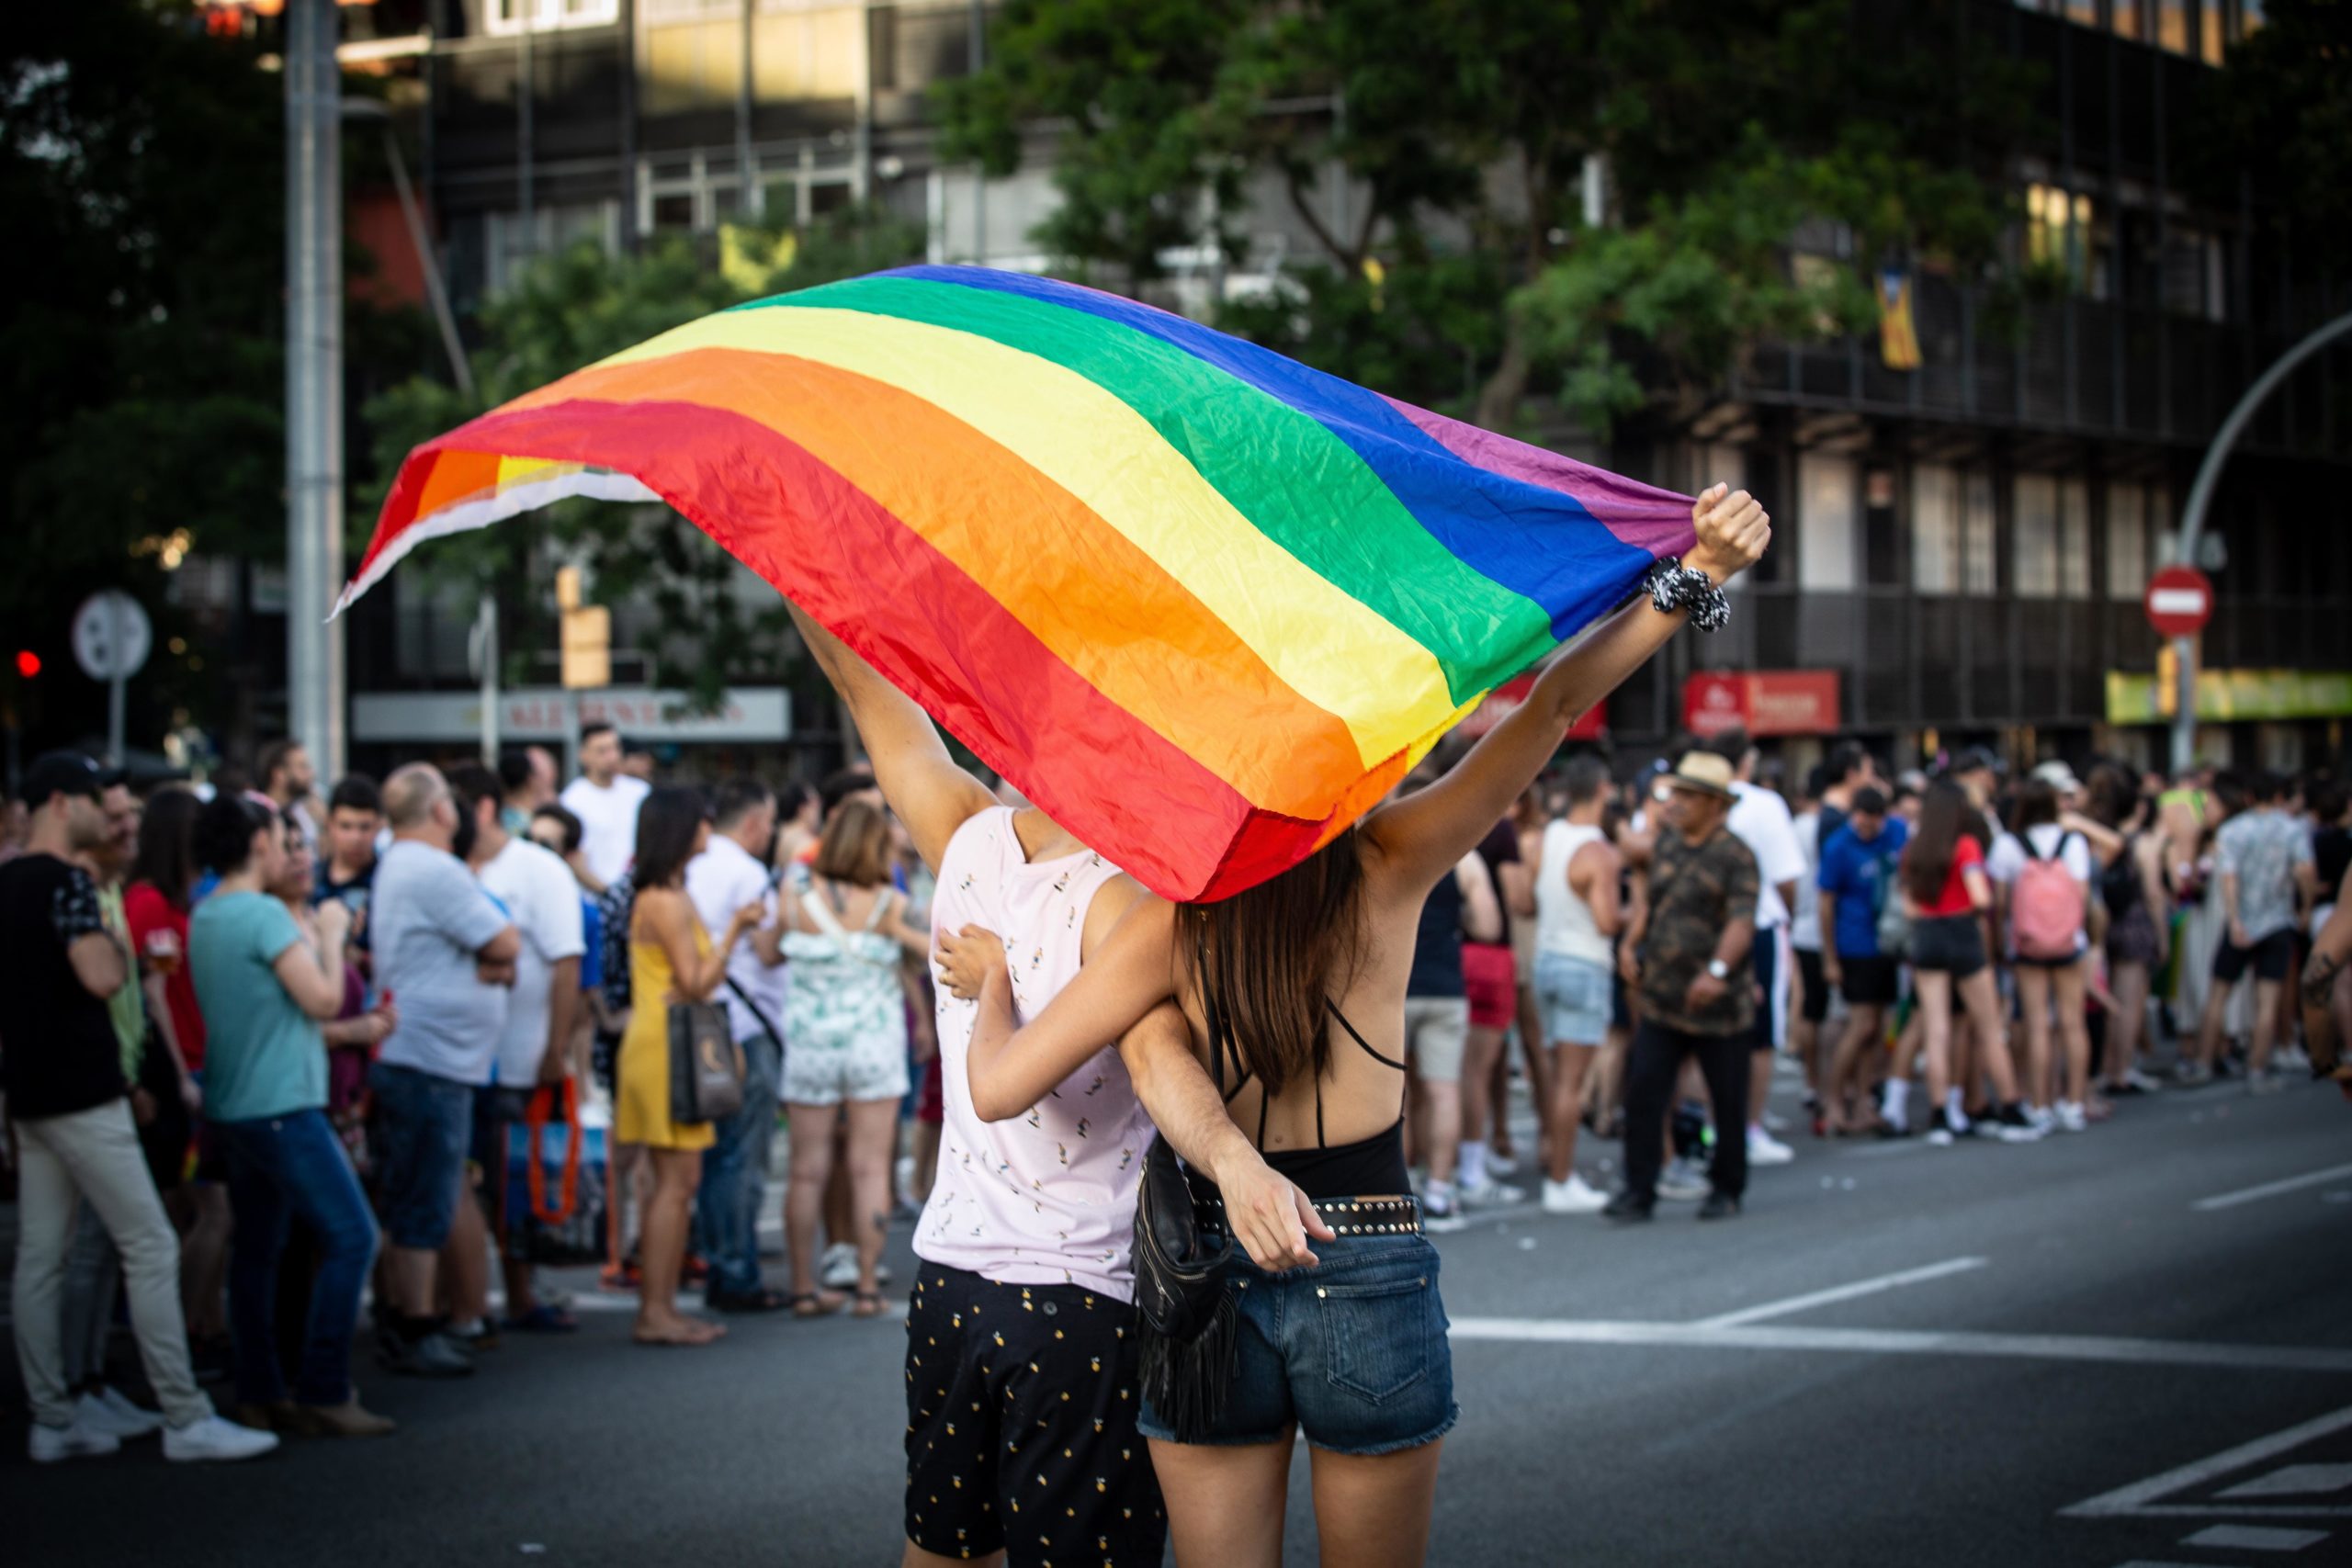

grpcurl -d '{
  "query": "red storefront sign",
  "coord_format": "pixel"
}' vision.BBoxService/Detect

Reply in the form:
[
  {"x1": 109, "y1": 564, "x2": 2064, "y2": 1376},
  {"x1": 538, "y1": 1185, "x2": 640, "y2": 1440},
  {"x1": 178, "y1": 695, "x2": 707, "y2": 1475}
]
[
  {"x1": 1683, "y1": 670, "x2": 1841, "y2": 739},
  {"x1": 1453, "y1": 673, "x2": 1609, "y2": 741}
]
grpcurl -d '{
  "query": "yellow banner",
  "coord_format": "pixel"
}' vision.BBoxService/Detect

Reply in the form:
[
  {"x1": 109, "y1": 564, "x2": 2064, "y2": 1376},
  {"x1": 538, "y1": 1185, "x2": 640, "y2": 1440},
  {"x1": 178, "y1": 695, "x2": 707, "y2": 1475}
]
[{"x1": 2107, "y1": 668, "x2": 2352, "y2": 725}]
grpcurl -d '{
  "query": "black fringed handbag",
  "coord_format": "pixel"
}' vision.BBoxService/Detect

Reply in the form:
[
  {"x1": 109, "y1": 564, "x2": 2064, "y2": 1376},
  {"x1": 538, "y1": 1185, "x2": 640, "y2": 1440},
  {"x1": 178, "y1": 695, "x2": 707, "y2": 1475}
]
[
  {"x1": 1131, "y1": 1136, "x2": 1238, "y2": 1442},
  {"x1": 1131, "y1": 928, "x2": 1248, "y2": 1440}
]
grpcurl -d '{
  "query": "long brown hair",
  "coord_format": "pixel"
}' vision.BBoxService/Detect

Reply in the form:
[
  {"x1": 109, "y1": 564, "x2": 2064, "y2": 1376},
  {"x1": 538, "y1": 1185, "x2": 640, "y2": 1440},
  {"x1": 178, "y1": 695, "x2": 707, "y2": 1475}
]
[
  {"x1": 1903, "y1": 778, "x2": 1970, "y2": 906},
  {"x1": 812, "y1": 798, "x2": 893, "y2": 887},
  {"x1": 1172, "y1": 829, "x2": 1366, "y2": 1098}
]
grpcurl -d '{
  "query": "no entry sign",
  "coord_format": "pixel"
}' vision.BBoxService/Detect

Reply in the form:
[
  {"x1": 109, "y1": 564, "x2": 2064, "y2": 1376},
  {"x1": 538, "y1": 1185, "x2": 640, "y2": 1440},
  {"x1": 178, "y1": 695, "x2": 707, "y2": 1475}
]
[{"x1": 2144, "y1": 565, "x2": 2213, "y2": 638}]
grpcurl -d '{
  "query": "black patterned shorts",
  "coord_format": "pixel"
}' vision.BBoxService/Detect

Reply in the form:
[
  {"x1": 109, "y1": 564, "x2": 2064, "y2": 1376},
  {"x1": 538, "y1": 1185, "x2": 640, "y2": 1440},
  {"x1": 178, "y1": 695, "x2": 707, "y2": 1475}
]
[{"x1": 904, "y1": 1268, "x2": 1167, "y2": 1566}]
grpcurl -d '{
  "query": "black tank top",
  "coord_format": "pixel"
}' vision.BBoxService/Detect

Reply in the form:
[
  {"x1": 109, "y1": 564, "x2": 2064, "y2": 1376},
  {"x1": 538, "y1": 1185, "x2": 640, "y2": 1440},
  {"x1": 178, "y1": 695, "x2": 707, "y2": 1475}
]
[{"x1": 1198, "y1": 932, "x2": 1411, "y2": 1198}]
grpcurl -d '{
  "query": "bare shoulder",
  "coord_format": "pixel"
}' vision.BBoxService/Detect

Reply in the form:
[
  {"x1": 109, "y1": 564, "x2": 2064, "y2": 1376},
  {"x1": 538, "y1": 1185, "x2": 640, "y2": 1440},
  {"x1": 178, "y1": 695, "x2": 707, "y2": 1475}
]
[{"x1": 1080, "y1": 877, "x2": 1170, "y2": 962}]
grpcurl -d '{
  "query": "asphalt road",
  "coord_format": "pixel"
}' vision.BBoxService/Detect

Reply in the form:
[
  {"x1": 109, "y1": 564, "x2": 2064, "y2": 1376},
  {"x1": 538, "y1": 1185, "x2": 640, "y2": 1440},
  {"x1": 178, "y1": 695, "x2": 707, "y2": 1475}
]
[{"x1": 6, "y1": 1063, "x2": 2350, "y2": 1568}]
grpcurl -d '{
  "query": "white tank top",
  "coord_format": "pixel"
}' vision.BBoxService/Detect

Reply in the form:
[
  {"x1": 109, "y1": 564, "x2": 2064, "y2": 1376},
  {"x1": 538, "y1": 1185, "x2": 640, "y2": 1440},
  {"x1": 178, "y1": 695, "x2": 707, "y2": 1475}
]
[
  {"x1": 915, "y1": 807, "x2": 1153, "y2": 1301},
  {"x1": 1536, "y1": 820, "x2": 1613, "y2": 965}
]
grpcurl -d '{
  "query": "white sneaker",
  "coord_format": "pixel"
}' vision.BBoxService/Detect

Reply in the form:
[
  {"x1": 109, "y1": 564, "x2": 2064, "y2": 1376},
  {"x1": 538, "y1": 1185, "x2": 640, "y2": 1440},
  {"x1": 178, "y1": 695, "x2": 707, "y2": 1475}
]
[
  {"x1": 1421, "y1": 1195, "x2": 1466, "y2": 1235},
  {"x1": 2123, "y1": 1067, "x2": 2166, "y2": 1094},
  {"x1": 2054, "y1": 1100, "x2": 2088, "y2": 1134},
  {"x1": 76, "y1": 1389, "x2": 164, "y2": 1440},
  {"x1": 1541, "y1": 1174, "x2": 1610, "y2": 1214},
  {"x1": 29, "y1": 1419, "x2": 120, "y2": 1463},
  {"x1": 2275, "y1": 1043, "x2": 2311, "y2": 1073},
  {"x1": 819, "y1": 1241, "x2": 858, "y2": 1292},
  {"x1": 163, "y1": 1414, "x2": 280, "y2": 1463},
  {"x1": 2027, "y1": 1105, "x2": 2060, "y2": 1136},
  {"x1": 1460, "y1": 1179, "x2": 1526, "y2": 1208},
  {"x1": 1484, "y1": 1150, "x2": 1520, "y2": 1179},
  {"x1": 1746, "y1": 1127, "x2": 1795, "y2": 1167}
]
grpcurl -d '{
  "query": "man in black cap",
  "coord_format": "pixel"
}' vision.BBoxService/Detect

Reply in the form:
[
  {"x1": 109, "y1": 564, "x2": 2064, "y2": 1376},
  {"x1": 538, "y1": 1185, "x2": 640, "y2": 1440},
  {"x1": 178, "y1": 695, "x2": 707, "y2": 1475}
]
[
  {"x1": 0, "y1": 753, "x2": 277, "y2": 1464},
  {"x1": 1607, "y1": 750, "x2": 1761, "y2": 1222}
]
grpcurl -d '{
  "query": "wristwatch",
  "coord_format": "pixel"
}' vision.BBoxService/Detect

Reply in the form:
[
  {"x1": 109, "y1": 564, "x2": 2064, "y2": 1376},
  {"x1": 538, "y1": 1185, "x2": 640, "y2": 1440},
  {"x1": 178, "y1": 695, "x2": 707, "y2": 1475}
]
[{"x1": 1705, "y1": 958, "x2": 1731, "y2": 981}]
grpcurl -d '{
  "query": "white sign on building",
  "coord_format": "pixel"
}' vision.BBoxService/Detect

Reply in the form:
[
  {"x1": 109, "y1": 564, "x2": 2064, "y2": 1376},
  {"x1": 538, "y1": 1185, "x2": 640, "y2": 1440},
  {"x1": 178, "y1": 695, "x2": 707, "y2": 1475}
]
[{"x1": 353, "y1": 687, "x2": 790, "y2": 745}]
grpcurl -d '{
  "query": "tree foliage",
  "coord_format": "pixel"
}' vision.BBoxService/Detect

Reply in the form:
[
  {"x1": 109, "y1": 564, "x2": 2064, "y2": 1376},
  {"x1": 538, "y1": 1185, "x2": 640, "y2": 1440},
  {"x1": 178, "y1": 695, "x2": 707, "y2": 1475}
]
[
  {"x1": 3, "y1": 1, "x2": 289, "y2": 739},
  {"x1": 942, "y1": 0, "x2": 2038, "y2": 436}
]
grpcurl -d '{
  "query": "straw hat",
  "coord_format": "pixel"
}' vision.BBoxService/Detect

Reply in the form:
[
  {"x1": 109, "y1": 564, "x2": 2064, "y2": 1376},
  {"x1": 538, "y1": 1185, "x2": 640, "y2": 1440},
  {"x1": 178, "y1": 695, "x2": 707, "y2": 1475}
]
[{"x1": 1664, "y1": 751, "x2": 1738, "y2": 801}]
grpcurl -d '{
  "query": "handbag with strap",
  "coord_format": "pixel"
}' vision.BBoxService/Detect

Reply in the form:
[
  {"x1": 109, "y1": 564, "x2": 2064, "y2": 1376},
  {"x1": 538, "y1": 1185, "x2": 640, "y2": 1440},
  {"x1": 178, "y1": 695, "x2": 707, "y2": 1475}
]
[
  {"x1": 1131, "y1": 926, "x2": 1245, "y2": 1441},
  {"x1": 668, "y1": 998, "x2": 745, "y2": 1124}
]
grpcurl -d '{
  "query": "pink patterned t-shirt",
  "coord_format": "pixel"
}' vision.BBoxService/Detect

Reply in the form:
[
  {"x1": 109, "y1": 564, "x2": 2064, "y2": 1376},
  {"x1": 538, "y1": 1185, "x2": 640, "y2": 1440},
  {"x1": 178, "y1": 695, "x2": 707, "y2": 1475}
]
[{"x1": 914, "y1": 807, "x2": 1154, "y2": 1301}]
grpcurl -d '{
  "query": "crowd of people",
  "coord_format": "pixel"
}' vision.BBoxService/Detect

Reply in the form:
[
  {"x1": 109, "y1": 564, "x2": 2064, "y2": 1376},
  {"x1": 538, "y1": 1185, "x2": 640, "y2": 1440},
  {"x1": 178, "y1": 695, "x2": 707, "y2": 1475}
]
[{"x1": 5, "y1": 482, "x2": 2346, "y2": 1562}]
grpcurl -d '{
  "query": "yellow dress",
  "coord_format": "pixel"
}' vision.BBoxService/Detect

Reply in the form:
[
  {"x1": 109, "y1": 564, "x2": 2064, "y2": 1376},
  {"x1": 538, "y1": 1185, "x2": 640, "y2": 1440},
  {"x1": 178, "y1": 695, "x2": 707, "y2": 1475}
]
[{"x1": 616, "y1": 917, "x2": 717, "y2": 1152}]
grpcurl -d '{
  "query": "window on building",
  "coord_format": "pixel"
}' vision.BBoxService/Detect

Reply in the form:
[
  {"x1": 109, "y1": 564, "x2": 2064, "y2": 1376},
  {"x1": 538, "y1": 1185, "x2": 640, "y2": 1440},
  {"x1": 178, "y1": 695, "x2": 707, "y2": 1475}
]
[
  {"x1": 752, "y1": 4, "x2": 863, "y2": 102},
  {"x1": 1914, "y1": 464, "x2": 1962, "y2": 596},
  {"x1": 650, "y1": 190, "x2": 695, "y2": 231},
  {"x1": 2060, "y1": 477, "x2": 2092, "y2": 598},
  {"x1": 1965, "y1": 469, "x2": 1998, "y2": 595},
  {"x1": 1864, "y1": 467, "x2": 1902, "y2": 588},
  {"x1": 2242, "y1": 1, "x2": 2266, "y2": 36},
  {"x1": 2158, "y1": 0, "x2": 2191, "y2": 51},
  {"x1": 485, "y1": 200, "x2": 621, "y2": 295},
  {"x1": 2201, "y1": 0, "x2": 2226, "y2": 59},
  {"x1": 2027, "y1": 184, "x2": 2102, "y2": 296},
  {"x1": 642, "y1": 10, "x2": 742, "y2": 114},
  {"x1": 1799, "y1": 453, "x2": 1858, "y2": 592},
  {"x1": 2016, "y1": 473, "x2": 2060, "y2": 599},
  {"x1": 2065, "y1": 0, "x2": 2099, "y2": 24},
  {"x1": 488, "y1": 0, "x2": 618, "y2": 33},
  {"x1": 2112, "y1": 0, "x2": 2143, "y2": 37},
  {"x1": 2163, "y1": 225, "x2": 2229, "y2": 321},
  {"x1": 2108, "y1": 481, "x2": 2150, "y2": 600}
]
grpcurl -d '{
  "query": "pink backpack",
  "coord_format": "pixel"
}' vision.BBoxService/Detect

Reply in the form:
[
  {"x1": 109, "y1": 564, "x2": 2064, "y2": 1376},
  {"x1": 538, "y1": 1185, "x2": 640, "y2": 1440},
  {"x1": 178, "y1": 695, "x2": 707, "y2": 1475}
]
[{"x1": 2013, "y1": 832, "x2": 2086, "y2": 962}]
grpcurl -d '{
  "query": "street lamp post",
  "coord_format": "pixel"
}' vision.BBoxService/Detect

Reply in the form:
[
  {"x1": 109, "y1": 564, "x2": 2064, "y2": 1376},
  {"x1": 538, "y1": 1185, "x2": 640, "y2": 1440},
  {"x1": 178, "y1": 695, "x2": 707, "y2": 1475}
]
[
  {"x1": 2168, "y1": 309, "x2": 2352, "y2": 776},
  {"x1": 285, "y1": 0, "x2": 345, "y2": 778}
]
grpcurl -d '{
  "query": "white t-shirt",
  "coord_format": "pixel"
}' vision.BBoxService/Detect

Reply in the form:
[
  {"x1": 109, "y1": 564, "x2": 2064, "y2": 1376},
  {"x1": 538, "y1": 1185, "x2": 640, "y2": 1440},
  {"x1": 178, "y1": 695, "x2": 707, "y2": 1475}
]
[
  {"x1": 1791, "y1": 811, "x2": 1823, "y2": 951},
  {"x1": 685, "y1": 833, "x2": 787, "y2": 1044},
  {"x1": 560, "y1": 774, "x2": 650, "y2": 889},
  {"x1": 1727, "y1": 781, "x2": 1807, "y2": 930},
  {"x1": 478, "y1": 836, "x2": 587, "y2": 1085}
]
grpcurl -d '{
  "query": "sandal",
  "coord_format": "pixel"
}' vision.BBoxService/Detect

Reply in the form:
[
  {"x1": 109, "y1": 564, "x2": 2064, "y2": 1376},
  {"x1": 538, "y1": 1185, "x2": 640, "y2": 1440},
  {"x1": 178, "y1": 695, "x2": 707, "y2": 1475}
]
[
  {"x1": 852, "y1": 1291, "x2": 888, "y2": 1319},
  {"x1": 787, "y1": 1291, "x2": 845, "y2": 1319}
]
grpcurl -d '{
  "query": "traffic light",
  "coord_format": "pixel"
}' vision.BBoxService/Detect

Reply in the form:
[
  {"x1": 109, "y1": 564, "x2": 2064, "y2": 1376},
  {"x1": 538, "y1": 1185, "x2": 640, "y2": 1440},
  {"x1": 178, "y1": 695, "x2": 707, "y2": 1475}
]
[{"x1": 13, "y1": 649, "x2": 37, "y2": 679}]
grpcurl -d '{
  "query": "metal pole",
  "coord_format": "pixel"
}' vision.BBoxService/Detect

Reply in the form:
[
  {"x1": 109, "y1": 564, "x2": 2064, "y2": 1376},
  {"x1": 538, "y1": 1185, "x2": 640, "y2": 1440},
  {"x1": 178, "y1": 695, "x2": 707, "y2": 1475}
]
[
  {"x1": 2168, "y1": 308, "x2": 2352, "y2": 775},
  {"x1": 285, "y1": 0, "x2": 345, "y2": 778},
  {"x1": 968, "y1": 0, "x2": 985, "y2": 261},
  {"x1": 476, "y1": 595, "x2": 500, "y2": 766},
  {"x1": 368, "y1": 115, "x2": 475, "y2": 399},
  {"x1": 106, "y1": 594, "x2": 126, "y2": 765}
]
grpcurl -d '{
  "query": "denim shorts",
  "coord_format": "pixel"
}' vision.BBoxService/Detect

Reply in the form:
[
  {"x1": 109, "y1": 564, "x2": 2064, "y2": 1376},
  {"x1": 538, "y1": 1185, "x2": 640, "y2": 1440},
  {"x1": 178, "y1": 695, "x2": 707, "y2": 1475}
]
[
  {"x1": 1534, "y1": 951, "x2": 1612, "y2": 1046},
  {"x1": 1137, "y1": 1233, "x2": 1457, "y2": 1457},
  {"x1": 368, "y1": 1062, "x2": 476, "y2": 1250}
]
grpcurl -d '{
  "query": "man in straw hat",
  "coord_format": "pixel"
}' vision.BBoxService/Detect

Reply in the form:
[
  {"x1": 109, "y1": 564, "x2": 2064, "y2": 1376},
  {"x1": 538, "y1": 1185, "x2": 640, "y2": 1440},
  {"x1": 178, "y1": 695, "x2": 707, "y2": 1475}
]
[{"x1": 1605, "y1": 750, "x2": 1761, "y2": 1223}]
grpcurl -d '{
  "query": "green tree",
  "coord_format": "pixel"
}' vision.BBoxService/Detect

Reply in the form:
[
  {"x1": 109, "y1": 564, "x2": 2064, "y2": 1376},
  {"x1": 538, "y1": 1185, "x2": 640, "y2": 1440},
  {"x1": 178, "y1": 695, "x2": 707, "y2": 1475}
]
[
  {"x1": 942, "y1": 0, "x2": 2035, "y2": 437},
  {"x1": 4, "y1": 1, "x2": 288, "y2": 747},
  {"x1": 361, "y1": 205, "x2": 927, "y2": 710}
]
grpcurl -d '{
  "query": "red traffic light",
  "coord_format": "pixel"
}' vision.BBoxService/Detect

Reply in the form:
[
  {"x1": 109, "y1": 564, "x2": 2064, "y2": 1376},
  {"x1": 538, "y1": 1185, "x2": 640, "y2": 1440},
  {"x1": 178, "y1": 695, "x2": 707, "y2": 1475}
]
[{"x1": 13, "y1": 649, "x2": 39, "y2": 679}]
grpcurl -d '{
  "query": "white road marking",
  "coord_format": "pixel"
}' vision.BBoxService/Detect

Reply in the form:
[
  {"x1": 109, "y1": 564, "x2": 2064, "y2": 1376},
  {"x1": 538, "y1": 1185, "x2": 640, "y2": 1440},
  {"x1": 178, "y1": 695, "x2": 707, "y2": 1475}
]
[
  {"x1": 2181, "y1": 1524, "x2": 2333, "y2": 1551},
  {"x1": 1448, "y1": 1319, "x2": 2352, "y2": 1375},
  {"x1": 2222, "y1": 1466, "x2": 2352, "y2": 1500},
  {"x1": 2063, "y1": 1404, "x2": 2352, "y2": 1517},
  {"x1": 1697, "y1": 1256, "x2": 1986, "y2": 1327},
  {"x1": 2193, "y1": 1163, "x2": 2352, "y2": 1213}
]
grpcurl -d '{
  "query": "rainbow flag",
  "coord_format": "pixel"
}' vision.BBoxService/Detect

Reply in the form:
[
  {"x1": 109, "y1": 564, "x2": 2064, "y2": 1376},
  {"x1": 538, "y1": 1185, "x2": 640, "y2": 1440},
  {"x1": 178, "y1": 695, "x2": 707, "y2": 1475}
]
[{"x1": 343, "y1": 265, "x2": 1694, "y2": 901}]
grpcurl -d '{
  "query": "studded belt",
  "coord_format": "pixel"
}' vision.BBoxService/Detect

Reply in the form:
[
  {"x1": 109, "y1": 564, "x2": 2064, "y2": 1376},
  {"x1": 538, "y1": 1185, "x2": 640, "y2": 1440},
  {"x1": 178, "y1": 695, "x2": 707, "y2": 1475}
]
[{"x1": 1190, "y1": 1190, "x2": 1423, "y2": 1239}]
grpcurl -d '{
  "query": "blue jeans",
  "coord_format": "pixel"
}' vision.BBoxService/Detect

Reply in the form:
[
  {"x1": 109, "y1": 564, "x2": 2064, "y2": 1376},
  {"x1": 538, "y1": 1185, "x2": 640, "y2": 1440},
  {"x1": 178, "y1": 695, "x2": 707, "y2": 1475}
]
[
  {"x1": 1138, "y1": 1233, "x2": 1457, "y2": 1457},
  {"x1": 368, "y1": 1061, "x2": 474, "y2": 1250},
  {"x1": 695, "y1": 1032, "x2": 779, "y2": 1298},
  {"x1": 215, "y1": 1110, "x2": 380, "y2": 1407}
]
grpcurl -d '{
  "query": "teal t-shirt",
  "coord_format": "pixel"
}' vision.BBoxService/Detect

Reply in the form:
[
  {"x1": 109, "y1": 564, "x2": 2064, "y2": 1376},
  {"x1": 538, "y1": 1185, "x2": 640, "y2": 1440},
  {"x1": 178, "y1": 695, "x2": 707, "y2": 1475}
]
[{"x1": 189, "y1": 892, "x2": 326, "y2": 1122}]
